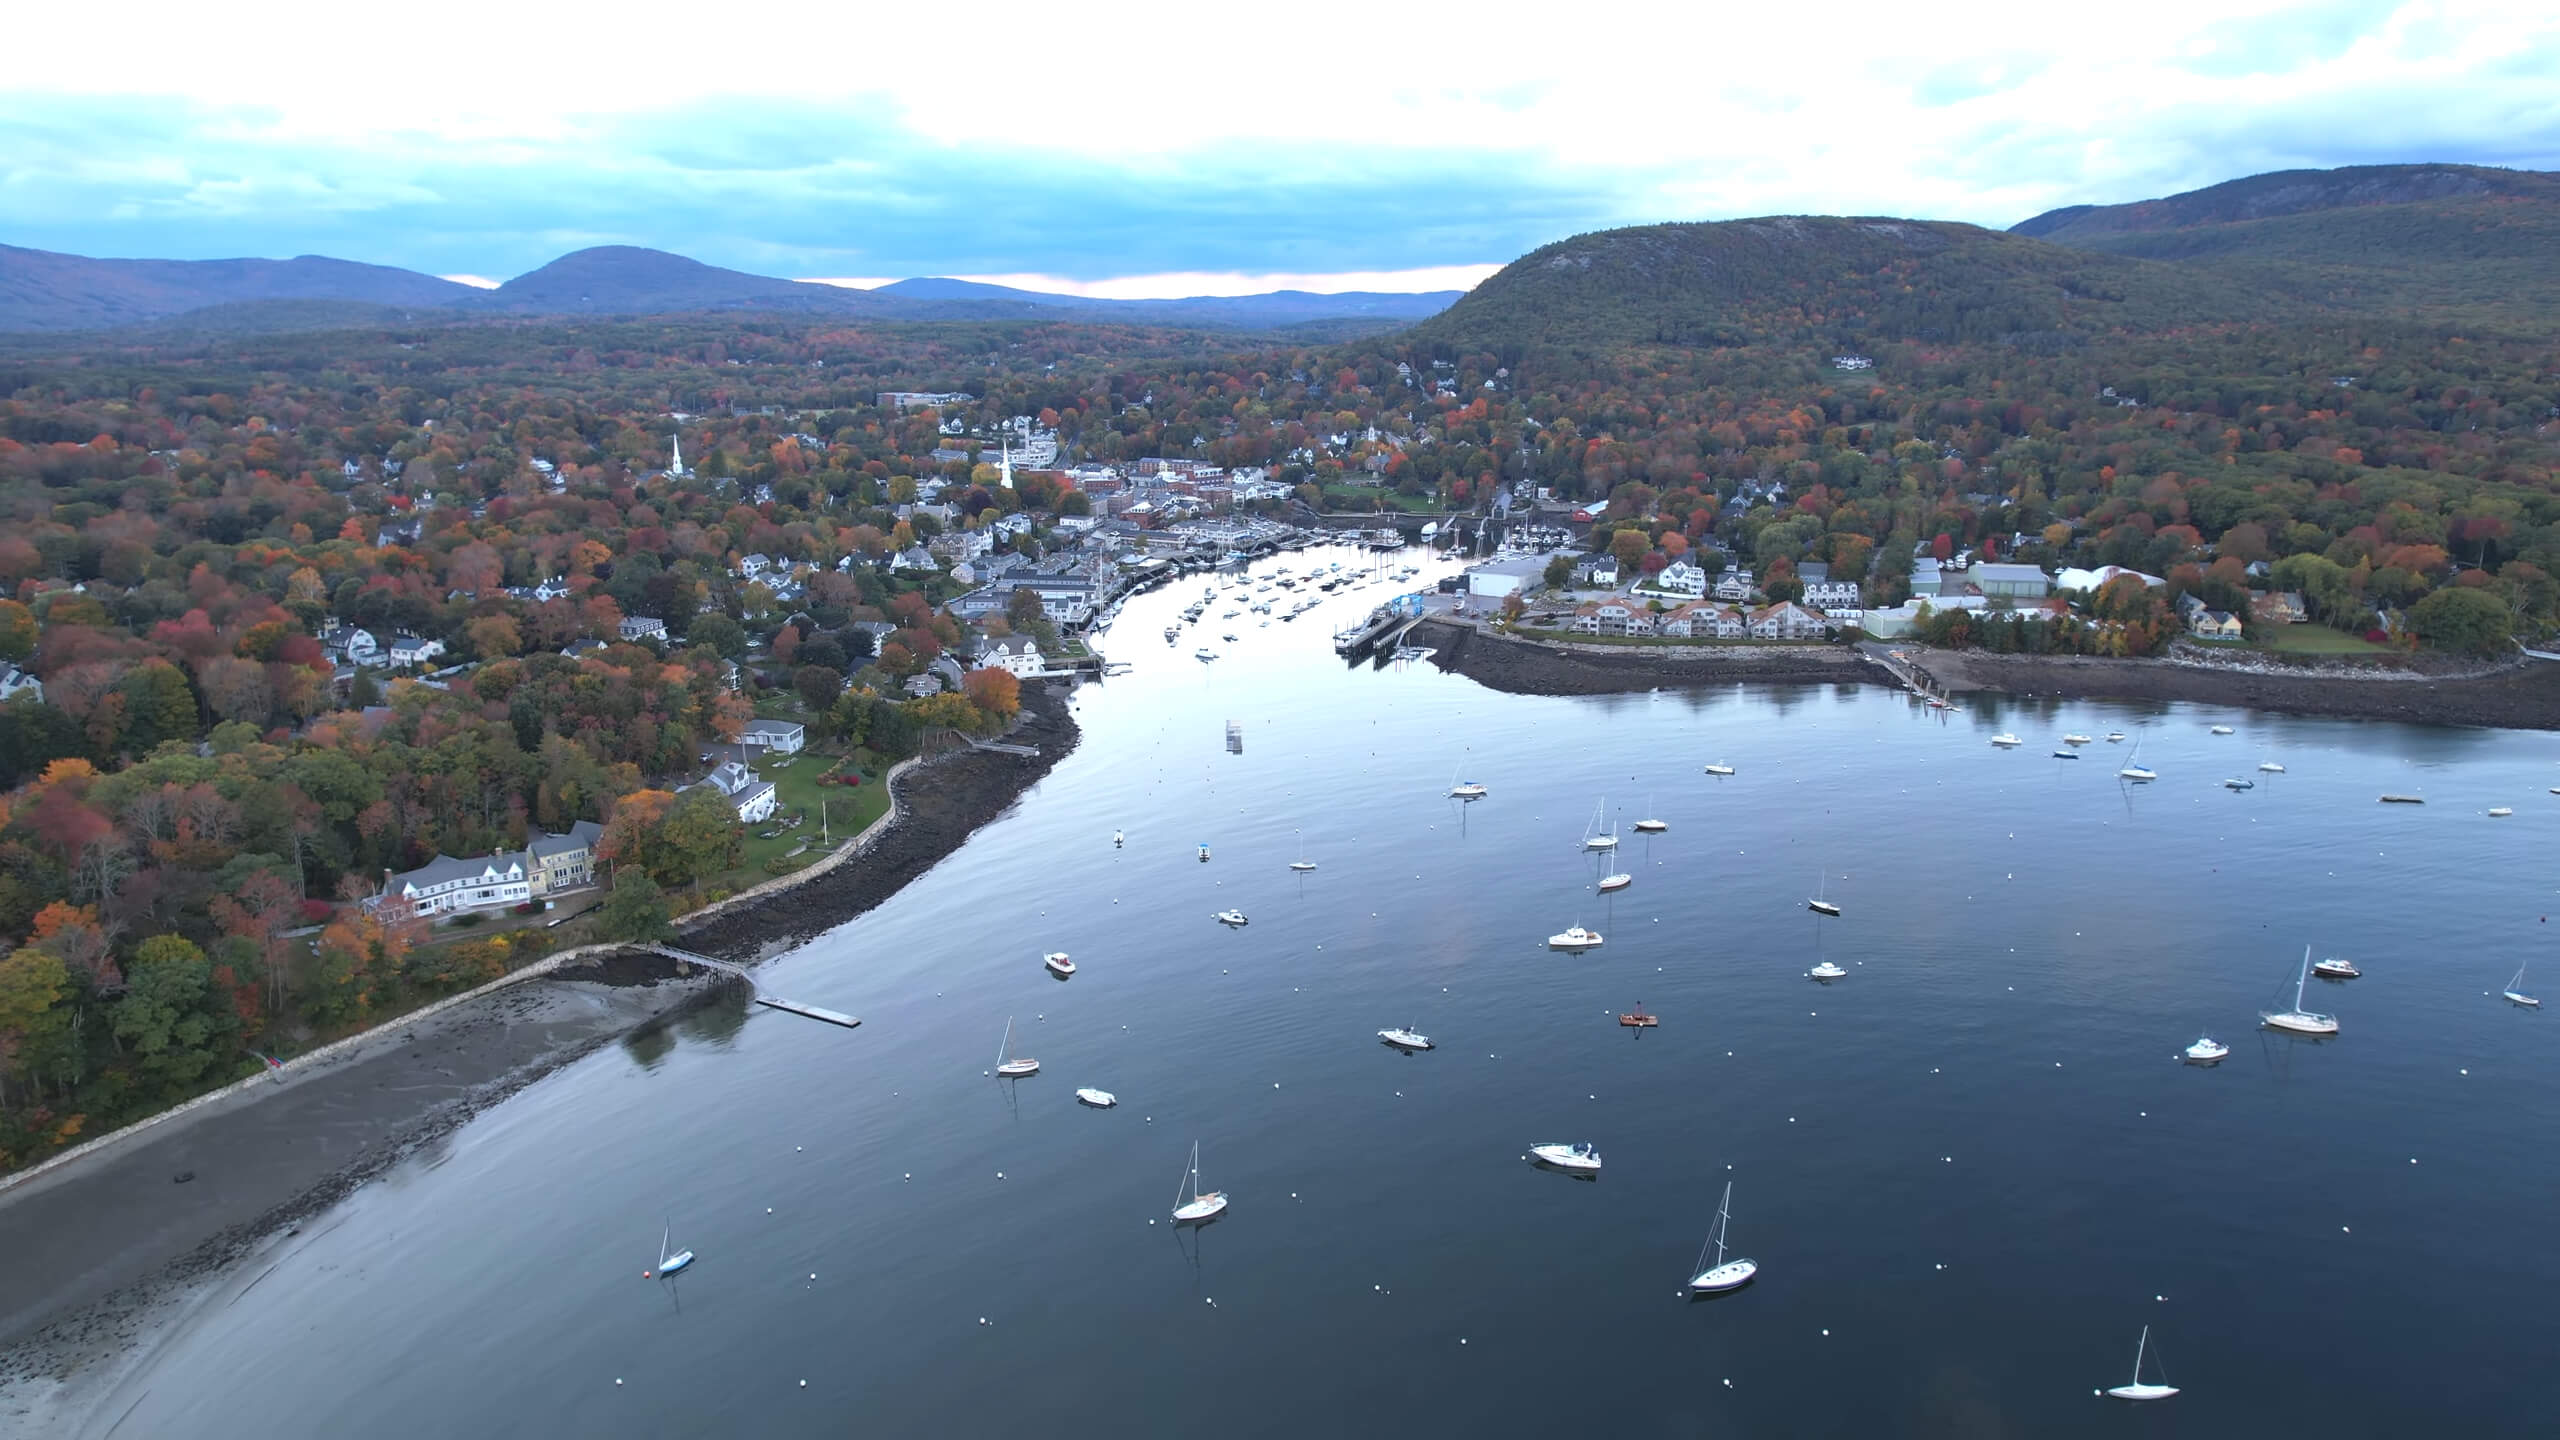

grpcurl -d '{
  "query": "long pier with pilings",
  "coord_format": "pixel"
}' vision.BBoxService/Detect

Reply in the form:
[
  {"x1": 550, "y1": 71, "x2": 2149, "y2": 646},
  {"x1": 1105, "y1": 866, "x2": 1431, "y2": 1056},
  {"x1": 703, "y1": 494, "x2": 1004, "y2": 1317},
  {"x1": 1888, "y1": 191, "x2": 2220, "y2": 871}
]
[{"x1": 634, "y1": 944, "x2": 861, "y2": 1028}]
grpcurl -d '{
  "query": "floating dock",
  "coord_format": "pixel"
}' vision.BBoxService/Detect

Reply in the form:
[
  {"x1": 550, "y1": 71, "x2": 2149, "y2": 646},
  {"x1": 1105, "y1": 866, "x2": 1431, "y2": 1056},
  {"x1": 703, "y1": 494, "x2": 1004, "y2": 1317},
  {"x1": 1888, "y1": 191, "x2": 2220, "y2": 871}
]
[{"x1": 754, "y1": 996, "x2": 861, "y2": 1028}]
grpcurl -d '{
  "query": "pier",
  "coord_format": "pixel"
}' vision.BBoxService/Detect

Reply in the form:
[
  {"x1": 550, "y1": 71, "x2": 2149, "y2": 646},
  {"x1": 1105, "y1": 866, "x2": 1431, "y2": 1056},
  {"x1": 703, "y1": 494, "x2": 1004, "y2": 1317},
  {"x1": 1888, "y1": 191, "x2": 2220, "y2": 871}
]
[{"x1": 635, "y1": 944, "x2": 860, "y2": 1029}]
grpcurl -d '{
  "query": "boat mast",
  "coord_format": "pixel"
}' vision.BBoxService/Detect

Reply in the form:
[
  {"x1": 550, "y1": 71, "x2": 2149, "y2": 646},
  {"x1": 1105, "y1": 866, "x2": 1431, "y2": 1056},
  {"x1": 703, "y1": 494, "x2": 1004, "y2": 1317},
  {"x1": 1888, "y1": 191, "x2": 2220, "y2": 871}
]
[
  {"x1": 999, "y1": 1017, "x2": 1013, "y2": 1067},
  {"x1": 2130, "y1": 1325, "x2": 2149, "y2": 1385}
]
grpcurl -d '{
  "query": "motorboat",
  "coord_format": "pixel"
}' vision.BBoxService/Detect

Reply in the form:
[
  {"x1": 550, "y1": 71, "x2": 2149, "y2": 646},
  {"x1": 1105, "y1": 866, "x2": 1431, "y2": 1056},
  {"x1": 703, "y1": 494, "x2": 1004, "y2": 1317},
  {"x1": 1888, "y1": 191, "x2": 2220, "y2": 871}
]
[
  {"x1": 2223, "y1": 777, "x2": 2255, "y2": 790},
  {"x1": 2062, "y1": 733, "x2": 2092, "y2": 745},
  {"x1": 995, "y1": 1017, "x2": 1040, "y2": 1077},
  {"x1": 1619, "y1": 1004, "x2": 1658, "y2": 1028},
  {"x1": 1990, "y1": 733, "x2": 2022, "y2": 747},
  {"x1": 1598, "y1": 872, "x2": 1632, "y2": 893},
  {"x1": 1163, "y1": 625, "x2": 1180, "y2": 641},
  {"x1": 1806, "y1": 961, "x2": 1846, "y2": 980},
  {"x1": 1529, "y1": 1142, "x2": 1602, "y2": 1173},
  {"x1": 2210, "y1": 725, "x2": 2234, "y2": 735},
  {"x1": 1171, "y1": 1141, "x2": 1228, "y2": 1222},
  {"x1": 2261, "y1": 947, "x2": 2341, "y2": 1035},
  {"x1": 1378, "y1": 1027, "x2": 1434, "y2": 1051},
  {"x1": 1076, "y1": 1087, "x2": 1118, "y2": 1107},
  {"x1": 1548, "y1": 926, "x2": 1604, "y2": 952},
  {"x1": 2104, "y1": 1325, "x2": 2180, "y2": 1402},
  {"x1": 1043, "y1": 951, "x2": 1076, "y2": 978},
  {"x1": 1704, "y1": 763, "x2": 1737, "y2": 776},
  {"x1": 1685, "y1": 1181, "x2": 1757, "y2": 1294},
  {"x1": 2183, "y1": 1036, "x2": 2229, "y2": 1063},
  {"x1": 2311, "y1": 955, "x2": 2360, "y2": 980},
  {"x1": 1215, "y1": 909, "x2": 1249, "y2": 927},
  {"x1": 2488, "y1": 806, "x2": 2513, "y2": 817}
]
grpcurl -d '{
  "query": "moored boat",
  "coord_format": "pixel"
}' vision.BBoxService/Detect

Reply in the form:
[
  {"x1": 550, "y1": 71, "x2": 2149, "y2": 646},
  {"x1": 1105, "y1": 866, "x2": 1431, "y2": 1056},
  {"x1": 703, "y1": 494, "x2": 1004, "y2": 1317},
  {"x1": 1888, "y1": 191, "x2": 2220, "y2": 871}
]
[
  {"x1": 1528, "y1": 1141, "x2": 1602, "y2": 1173},
  {"x1": 1043, "y1": 951, "x2": 1076, "y2": 978},
  {"x1": 1548, "y1": 926, "x2": 1604, "y2": 952}
]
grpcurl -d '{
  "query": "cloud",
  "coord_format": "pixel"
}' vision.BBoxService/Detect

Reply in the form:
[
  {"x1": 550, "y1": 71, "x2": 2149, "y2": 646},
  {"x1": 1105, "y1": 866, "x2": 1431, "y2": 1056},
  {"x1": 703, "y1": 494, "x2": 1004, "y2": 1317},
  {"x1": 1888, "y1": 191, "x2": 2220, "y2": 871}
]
[{"x1": 1, "y1": 0, "x2": 2553, "y2": 282}]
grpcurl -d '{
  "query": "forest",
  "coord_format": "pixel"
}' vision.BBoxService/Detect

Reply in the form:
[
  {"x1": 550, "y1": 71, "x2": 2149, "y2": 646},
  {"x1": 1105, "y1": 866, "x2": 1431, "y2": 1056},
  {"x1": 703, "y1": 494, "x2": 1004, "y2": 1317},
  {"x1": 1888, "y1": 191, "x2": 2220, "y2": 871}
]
[{"x1": 1, "y1": 272, "x2": 2556, "y2": 1169}]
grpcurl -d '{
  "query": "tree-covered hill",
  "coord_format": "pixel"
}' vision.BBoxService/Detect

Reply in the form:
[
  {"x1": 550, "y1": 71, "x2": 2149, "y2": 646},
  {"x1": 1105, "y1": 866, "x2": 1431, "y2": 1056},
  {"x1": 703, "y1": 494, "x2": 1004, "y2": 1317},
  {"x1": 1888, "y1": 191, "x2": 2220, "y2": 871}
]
[
  {"x1": 1407, "y1": 216, "x2": 2272, "y2": 354},
  {"x1": 2013, "y1": 165, "x2": 2560, "y2": 333}
]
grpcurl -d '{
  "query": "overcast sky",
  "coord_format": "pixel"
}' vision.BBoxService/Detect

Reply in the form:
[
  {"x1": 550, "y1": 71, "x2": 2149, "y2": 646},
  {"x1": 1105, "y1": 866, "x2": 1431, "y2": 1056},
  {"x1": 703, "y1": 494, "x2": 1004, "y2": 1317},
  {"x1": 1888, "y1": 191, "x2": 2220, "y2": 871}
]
[{"x1": 5, "y1": 0, "x2": 2555, "y2": 296}]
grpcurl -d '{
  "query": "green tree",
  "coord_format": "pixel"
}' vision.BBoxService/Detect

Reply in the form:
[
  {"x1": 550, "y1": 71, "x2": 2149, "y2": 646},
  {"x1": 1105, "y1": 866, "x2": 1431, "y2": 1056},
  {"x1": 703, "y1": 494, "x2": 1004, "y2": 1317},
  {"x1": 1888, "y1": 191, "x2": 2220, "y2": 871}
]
[
  {"x1": 688, "y1": 612, "x2": 748, "y2": 659},
  {"x1": 0, "y1": 599, "x2": 34, "y2": 661},
  {"x1": 113, "y1": 936, "x2": 233, "y2": 1090},
  {"x1": 1543, "y1": 554, "x2": 1573, "y2": 590},
  {"x1": 659, "y1": 786, "x2": 744, "y2": 885},
  {"x1": 594, "y1": 869, "x2": 673, "y2": 943},
  {"x1": 117, "y1": 659, "x2": 199, "y2": 753},
  {"x1": 2409, "y1": 586, "x2": 2511, "y2": 657}
]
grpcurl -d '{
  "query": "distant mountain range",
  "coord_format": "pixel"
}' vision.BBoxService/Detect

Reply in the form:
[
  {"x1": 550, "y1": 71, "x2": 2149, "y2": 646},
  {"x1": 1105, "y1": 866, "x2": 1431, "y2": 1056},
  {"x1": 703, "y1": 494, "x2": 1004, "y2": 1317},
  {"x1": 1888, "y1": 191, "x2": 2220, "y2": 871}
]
[
  {"x1": 1414, "y1": 162, "x2": 2560, "y2": 351},
  {"x1": 0, "y1": 241, "x2": 1462, "y2": 336}
]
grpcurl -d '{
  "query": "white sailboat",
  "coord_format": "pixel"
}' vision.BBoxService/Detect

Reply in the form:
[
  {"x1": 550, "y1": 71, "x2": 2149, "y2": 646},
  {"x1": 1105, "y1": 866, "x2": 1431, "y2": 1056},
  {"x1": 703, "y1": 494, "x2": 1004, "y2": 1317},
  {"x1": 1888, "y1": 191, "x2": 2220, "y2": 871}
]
[
  {"x1": 1289, "y1": 828, "x2": 1317, "y2": 872},
  {"x1": 1807, "y1": 870, "x2": 1841, "y2": 917},
  {"x1": 2117, "y1": 736, "x2": 2157, "y2": 782},
  {"x1": 1633, "y1": 798, "x2": 1668, "y2": 833},
  {"x1": 2258, "y1": 761, "x2": 2285, "y2": 773},
  {"x1": 1447, "y1": 763, "x2": 1488, "y2": 800},
  {"x1": 995, "y1": 1016, "x2": 1040, "y2": 1076},
  {"x1": 1171, "y1": 1141, "x2": 1227, "y2": 1222},
  {"x1": 2260, "y1": 946, "x2": 2340, "y2": 1035},
  {"x1": 1806, "y1": 960, "x2": 1846, "y2": 981},
  {"x1": 1583, "y1": 799, "x2": 1619, "y2": 851},
  {"x1": 1704, "y1": 762, "x2": 1736, "y2": 777},
  {"x1": 1990, "y1": 732, "x2": 2022, "y2": 747},
  {"x1": 648, "y1": 1221, "x2": 694, "y2": 1278},
  {"x1": 2103, "y1": 1325, "x2": 2180, "y2": 1401},
  {"x1": 2504, "y1": 960, "x2": 2540, "y2": 1009},
  {"x1": 1685, "y1": 1180, "x2": 1758, "y2": 1294},
  {"x1": 1598, "y1": 871, "x2": 1632, "y2": 893}
]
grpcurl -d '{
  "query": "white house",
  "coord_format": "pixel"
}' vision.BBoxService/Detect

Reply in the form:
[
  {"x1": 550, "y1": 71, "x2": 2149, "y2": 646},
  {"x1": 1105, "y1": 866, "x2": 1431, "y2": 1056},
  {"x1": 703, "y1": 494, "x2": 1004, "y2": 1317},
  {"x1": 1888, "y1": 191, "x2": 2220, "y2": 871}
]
[
  {"x1": 376, "y1": 852, "x2": 530, "y2": 918},
  {"x1": 739, "y1": 719, "x2": 806, "y2": 755},
  {"x1": 618, "y1": 615, "x2": 669, "y2": 642},
  {"x1": 1713, "y1": 570, "x2": 1755, "y2": 603},
  {"x1": 1748, "y1": 601, "x2": 1827, "y2": 640},
  {"x1": 335, "y1": 628, "x2": 383, "y2": 668},
  {"x1": 0, "y1": 663, "x2": 41, "y2": 702},
  {"x1": 1574, "y1": 554, "x2": 1620, "y2": 587},
  {"x1": 385, "y1": 633, "x2": 445, "y2": 667},
  {"x1": 1802, "y1": 579, "x2": 1862, "y2": 611},
  {"x1": 738, "y1": 553, "x2": 775, "y2": 579},
  {"x1": 979, "y1": 634, "x2": 1045, "y2": 678},
  {"x1": 1654, "y1": 558, "x2": 1707, "y2": 597},
  {"x1": 694, "y1": 760, "x2": 778, "y2": 824},
  {"x1": 891, "y1": 546, "x2": 939, "y2": 574}
]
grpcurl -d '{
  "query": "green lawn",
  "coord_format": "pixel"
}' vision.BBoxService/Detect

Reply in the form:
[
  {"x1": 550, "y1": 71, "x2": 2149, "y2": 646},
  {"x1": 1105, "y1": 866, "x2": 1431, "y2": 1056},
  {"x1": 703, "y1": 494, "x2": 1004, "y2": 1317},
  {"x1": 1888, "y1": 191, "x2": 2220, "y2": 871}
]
[
  {"x1": 2260, "y1": 624, "x2": 2392, "y2": 655},
  {"x1": 1319, "y1": 484, "x2": 1447, "y2": 515},
  {"x1": 719, "y1": 748, "x2": 892, "y2": 887}
]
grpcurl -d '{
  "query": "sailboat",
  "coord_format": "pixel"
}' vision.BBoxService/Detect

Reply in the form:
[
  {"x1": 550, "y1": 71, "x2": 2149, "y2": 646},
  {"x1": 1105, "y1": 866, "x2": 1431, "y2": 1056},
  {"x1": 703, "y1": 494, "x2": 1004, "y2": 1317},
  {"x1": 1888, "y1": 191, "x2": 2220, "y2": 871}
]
[
  {"x1": 2260, "y1": 946, "x2": 2340, "y2": 1035},
  {"x1": 1171, "y1": 1141, "x2": 1227, "y2": 1222},
  {"x1": 1685, "y1": 1180, "x2": 1757, "y2": 1294},
  {"x1": 2103, "y1": 1325, "x2": 2180, "y2": 1401},
  {"x1": 1583, "y1": 800, "x2": 1619, "y2": 851},
  {"x1": 2257, "y1": 761, "x2": 2285, "y2": 773},
  {"x1": 1633, "y1": 798, "x2": 1667, "y2": 833},
  {"x1": 2504, "y1": 960, "x2": 2540, "y2": 1009},
  {"x1": 1447, "y1": 764, "x2": 1487, "y2": 800},
  {"x1": 1289, "y1": 828, "x2": 1317, "y2": 872},
  {"x1": 2117, "y1": 735, "x2": 2157, "y2": 782},
  {"x1": 647, "y1": 1221, "x2": 694, "y2": 1279},
  {"x1": 1598, "y1": 870, "x2": 1632, "y2": 893},
  {"x1": 995, "y1": 1016, "x2": 1040, "y2": 1076},
  {"x1": 1807, "y1": 870, "x2": 1841, "y2": 917},
  {"x1": 1703, "y1": 762, "x2": 1736, "y2": 777}
]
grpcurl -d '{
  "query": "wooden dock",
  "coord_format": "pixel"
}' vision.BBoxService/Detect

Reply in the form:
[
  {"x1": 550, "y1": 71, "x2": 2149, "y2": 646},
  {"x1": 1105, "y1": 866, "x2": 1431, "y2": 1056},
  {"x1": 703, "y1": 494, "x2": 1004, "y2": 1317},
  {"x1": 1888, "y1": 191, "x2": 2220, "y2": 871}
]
[{"x1": 754, "y1": 996, "x2": 862, "y2": 1028}]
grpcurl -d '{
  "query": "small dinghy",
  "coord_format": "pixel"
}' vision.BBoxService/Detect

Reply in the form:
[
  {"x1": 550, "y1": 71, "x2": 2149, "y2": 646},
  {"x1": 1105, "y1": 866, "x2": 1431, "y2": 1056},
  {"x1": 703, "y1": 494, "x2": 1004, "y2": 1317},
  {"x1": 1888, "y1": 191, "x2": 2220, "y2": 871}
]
[
  {"x1": 1043, "y1": 952, "x2": 1076, "y2": 978},
  {"x1": 1378, "y1": 1026, "x2": 1433, "y2": 1051},
  {"x1": 1529, "y1": 1142, "x2": 1602, "y2": 1173},
  {"x1": 1076, "y1": 1087, "x2": 1118, "y2": 1107}
]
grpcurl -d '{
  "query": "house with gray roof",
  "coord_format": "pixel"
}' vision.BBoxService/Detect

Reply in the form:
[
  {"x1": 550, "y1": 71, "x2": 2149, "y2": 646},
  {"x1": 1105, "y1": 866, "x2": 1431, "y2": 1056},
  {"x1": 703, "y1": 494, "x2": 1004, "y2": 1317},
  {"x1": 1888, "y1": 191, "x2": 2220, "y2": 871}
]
[
  {"x1": 374, "y1": 852, "x2": 530, "y2": 918},
  {"x1": 526, "y1": 820, "x2": 604, "y2": 897}
]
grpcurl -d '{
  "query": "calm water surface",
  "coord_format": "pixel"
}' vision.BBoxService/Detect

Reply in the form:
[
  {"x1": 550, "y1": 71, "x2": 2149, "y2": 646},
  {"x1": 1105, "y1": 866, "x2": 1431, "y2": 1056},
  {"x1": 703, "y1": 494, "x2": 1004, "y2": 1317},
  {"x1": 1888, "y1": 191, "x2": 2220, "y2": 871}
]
[{"x1": 110, "y1": 547, "x2": 2560, "y2": 1437}]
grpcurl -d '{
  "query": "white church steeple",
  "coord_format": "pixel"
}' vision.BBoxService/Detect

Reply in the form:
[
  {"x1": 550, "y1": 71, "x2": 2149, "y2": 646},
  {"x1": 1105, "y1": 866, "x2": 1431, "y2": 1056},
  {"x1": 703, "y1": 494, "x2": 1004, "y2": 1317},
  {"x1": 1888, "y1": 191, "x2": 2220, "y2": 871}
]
[{"x1": 669, "y1": 426, "x2": 688, "y2": 478}]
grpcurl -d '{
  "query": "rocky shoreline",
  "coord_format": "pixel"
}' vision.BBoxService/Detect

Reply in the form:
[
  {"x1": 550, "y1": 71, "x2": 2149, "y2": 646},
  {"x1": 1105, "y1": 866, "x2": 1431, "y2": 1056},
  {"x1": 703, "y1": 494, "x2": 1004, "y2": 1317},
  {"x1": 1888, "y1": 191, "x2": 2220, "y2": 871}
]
[
  {"x1": 0, "y1": 684, "x2": 1083, "y2": 1432},
  {"x1": 1421, "y1": 617, "x2": 2560, "y2": 729},
  {"x1": 1418, "y1": 618, "x2": 1882, "y2": 695}
]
